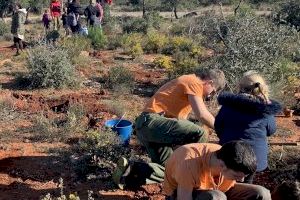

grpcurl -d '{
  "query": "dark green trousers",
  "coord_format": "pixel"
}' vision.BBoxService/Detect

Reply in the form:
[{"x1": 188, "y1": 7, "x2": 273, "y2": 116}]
[{"x1": 135, "y1": 112, "x2": 207, "y2": 166}]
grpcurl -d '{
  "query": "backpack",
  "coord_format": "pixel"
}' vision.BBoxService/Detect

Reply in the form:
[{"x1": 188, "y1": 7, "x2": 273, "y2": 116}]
[{"x1": 67, "y1": 12, "x2": 77, "y2": 26}]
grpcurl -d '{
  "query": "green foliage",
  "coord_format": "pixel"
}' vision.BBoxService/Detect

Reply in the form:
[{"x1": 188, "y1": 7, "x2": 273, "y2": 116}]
[
  {"x1": 107, "y1": 65, "x2": 135, "y2": 91},
  {"x1": 122, "y1": 17, "x2": 149, "y2": 34},
  {"x1": 168, "y1": 51, "x2": 199, "y2": 79},
  {"x1": 144, "y1": 30, "x2": 168, "y2": 53},
  {"x1": 162, "y1": 36, "x2": 194, "y2": 54},
  {"x1": 0, "y1": 21, "x2": 9, "y2": 36},
  {"x1": 87, "y1": 27, "x2": 108, "y2": 50},
  {"x1": 194, "y1": 12, "x2": 300, "y2": 87},
  {"x1": 27, "y1": 44, "x2": 78, "y2": 89},
  {"x1": 153, "y1": 55, "x2": 173, "y2": 69},
  {"x1": 60, "y1": 36, "x2": 91, "y2": 63},
  {"x1": 274, "y1": 1, "x2": 300, "y2": 31},
  {"x1": 121, "y1": 33, "x2": 144, "y2": 57}
]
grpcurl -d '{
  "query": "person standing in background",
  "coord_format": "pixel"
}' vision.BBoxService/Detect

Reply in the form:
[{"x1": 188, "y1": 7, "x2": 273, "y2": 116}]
[{"x1": 50, "y1": 0, "x2": 62, "y2": 30}]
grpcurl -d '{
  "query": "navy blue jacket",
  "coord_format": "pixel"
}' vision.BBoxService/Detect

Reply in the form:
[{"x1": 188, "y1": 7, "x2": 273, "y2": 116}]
[{"x1": 215, "y1": 92, "x2": 282, "y2": 171}]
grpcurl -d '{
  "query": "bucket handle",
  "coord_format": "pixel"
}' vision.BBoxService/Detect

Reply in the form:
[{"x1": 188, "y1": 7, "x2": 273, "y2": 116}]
[{"x1": 113, "y1": 112, "x2": 126, "y2": 128}]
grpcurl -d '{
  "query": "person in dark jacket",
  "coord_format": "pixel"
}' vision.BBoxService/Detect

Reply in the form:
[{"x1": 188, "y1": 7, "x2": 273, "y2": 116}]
[
  {"x1": 67, "y1": 0, "x2": 82, "y2": 33},
  {"x1": 84, "y1": 0, "x2": 100, "y2": 27},
  {"x1": 215, "y1": 71, "x2": 282, "y2": 184}
]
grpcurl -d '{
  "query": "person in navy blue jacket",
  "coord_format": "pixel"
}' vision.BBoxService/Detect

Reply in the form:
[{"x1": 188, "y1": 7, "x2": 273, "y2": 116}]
[{"x1": 215, "y1": 71, "x2": 282, "y2": 183}]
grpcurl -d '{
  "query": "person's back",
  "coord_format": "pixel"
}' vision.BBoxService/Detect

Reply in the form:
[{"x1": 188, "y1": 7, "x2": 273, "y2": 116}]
[{"x1": 215, "y1": 72, "x2": 282, "y2": 175}]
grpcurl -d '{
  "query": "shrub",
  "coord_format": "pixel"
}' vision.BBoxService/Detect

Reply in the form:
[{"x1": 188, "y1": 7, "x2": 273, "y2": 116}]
[
  {"x1": 0, "y1": 21, "x2": 9, "y2": 36},
  {"x1": 87, "y1": 27, "x2": 108, "y2": 50},
  {"x1": 153, "y1": 55, "x2": 173, "y2": 69},
  {"x1": 122, "y1": 17, "x2": 148, "y2": 34},
  {"x1": 273, "y1": 1, "x2": 300, "y2": 31},
  {"x1": 144, "y1": 31, "x2": 168, "y2": 53},
  {"x1": 107, "y1": 65, "x2": 135, "y2": 91},
  {"x1": 60, "y1": 36, "x2": 91, "y2": 63},
  {"x1": 162, "y1": 36, "x2": 194, "y2": 54},
  {"x1": 194, "y1": 12, "x2": 300, "y2": 87},
  {"x1": 27, "y1": 44, "x2": 78, "y2": 89},
  {"x1": 168, "y1": 51, "x2": 199, "y2": 79},
  {"x1": 121, "y1": 33, "x2": 144, "y2": 57}
]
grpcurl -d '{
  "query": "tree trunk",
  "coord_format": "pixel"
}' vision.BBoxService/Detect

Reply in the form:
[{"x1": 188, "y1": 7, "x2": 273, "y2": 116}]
[{"x1": 142, "y1": 0, "x2": 145, "y2": 18}]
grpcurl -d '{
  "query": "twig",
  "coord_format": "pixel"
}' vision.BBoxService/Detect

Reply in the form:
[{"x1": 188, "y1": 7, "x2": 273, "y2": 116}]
[{"x1": 234, "y1": 0, "x2": 243, "y2": 16}]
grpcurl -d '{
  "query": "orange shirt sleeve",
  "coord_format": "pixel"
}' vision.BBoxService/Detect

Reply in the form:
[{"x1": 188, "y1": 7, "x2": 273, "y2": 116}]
[{"x1": 183, "y1": 83, "x2": 203, "y2": 97}]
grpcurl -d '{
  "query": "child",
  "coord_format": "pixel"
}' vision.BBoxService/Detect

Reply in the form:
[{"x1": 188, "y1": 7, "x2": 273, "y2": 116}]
[
  {"x1": 11, "y1": 3, "x2": 27, "y2": 56},
  {"x1": 42, "y1": 9, "x2": 51, "y2": 32},
  {"x1": 215, "y1": 71, "x2": 282, "y2": 183},
  {"x1": 50, "y1": 0, "x2": 61, "y2": 30},
  {"x1": 61, "y1": 8, "x2": 69, "y2": 36},
  {"x1": 271, "y1": 181, "x2": 300, "y2": 200}
]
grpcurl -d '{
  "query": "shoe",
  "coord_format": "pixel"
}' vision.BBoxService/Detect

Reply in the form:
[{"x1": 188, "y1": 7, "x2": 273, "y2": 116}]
[{"x1": 112, "y1": 157, "x2": 129, "y2": 189}]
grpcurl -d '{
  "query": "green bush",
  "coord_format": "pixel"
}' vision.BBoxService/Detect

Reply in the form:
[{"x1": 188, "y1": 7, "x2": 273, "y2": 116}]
[
  {"x1": 162, "y1": 36, "x2": 194, "y2": 55},
  {"x1": 122, "y1": 17, "x2": 148, "y2": 34},
  {"x1": 121, "y1": 33, "x2": 144, "y2": 57},
  {"x1": 107, "y1": 65, "x2": 134, "y2": 91},
  {"x1": 144, "y1": 31, "x2": 168, "y2": 53},
  {"x1": 88, "y1": 27, "x2": 108, "y2": 50},
  {"x1": 27, "y1": 44, "x2": 78, "y2": 89},
  {"x1": 61, "y1": 36, "x2": 91, "y2": 63},
  {"x1": 153, "y1": 55, "x2": 173, "y2": 69},
  {"x1": 274, "y1": 1, "x2": 300, "y2": 31},
  {"x1": 0, "y1": 21, "x2": 9, "y2": 36}
]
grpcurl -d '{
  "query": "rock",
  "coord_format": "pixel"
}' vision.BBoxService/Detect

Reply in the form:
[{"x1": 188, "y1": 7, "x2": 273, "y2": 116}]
[{"x1": 80, "y1": 51, "x2": 90, "y2": 57}]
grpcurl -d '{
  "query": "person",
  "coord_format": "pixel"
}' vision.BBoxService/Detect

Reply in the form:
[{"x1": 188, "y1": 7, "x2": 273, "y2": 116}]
[
  {"x1": 50, "y1": 0, "x2": 61, "y2": 30},
  {"x1": 11, "y1": 3, "x2": 27, "y2": 56},
  {"x1": 271, "y1": 181, "x2": 300, "y2": 200},
  {"x1": 164, "y1": 141, "x2": 272, "y2": 200},
  {"x1": 84, "y1": 0, "x2": 100, "y2": 27},
  {"x1": 42, "y1": 9, "x2": 51, "y2": 33},
  {"x1": 135, "y1": 69, "x2": 226, "y2": 166},
  {"x1": 61, "y1": 7, "x2": 69, "y2": 36},
  {"x1": 67, "y1": 0, "x2": 82, "y2": 33},
  {"x1": 95, "y1": 0, "x2": 104, "y2": 25},
  {"x1": 215, "y1": 71, "x2": 282, "y2": 183}
]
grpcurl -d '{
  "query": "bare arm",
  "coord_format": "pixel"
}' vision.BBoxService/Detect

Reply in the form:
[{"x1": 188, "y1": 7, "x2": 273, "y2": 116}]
[
  {"x1": 188, "y1": 94, "x2": 215, "y2": 129},
  {"x1": 177, "y1": 186, "x2": 193, "y2": 200}
]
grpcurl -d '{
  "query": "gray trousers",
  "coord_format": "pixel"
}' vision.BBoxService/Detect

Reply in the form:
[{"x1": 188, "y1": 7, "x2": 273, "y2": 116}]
[{"x1": 166, "y1": 183, "x2": 271, "y2": 200}]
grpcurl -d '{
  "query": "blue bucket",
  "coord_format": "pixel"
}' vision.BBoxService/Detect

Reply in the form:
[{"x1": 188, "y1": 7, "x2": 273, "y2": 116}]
[{"x1": 105, "y1": 119, "x2": 133, "y2": 145}]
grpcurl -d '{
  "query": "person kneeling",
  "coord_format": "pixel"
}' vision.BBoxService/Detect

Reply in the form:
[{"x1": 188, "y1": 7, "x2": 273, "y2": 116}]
[{"x1": 164, "y1": 141, "x2": 271, "y2": 200}]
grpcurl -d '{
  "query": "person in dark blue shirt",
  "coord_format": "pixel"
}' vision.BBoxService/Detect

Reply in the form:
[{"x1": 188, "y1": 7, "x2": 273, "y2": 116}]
[{"x1": 215, "y1": 71, "x2": 282, "y2": 183}]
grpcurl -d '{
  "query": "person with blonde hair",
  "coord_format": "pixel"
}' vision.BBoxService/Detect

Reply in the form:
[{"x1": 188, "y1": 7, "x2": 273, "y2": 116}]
[{"x1": 214, "y1": 71, "x2": 282, "y2": 183}]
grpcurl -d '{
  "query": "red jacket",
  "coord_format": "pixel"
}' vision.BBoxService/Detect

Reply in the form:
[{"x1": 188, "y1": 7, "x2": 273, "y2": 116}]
[{"x1": 50, "y1": 1, "x2": 61, "y2": 17}]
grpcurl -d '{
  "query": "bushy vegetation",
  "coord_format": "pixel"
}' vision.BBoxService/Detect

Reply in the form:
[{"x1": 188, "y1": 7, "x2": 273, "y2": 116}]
[
  {"x1": 273, "y1": 1, "x2": 300, "y2": 31},
  {"x1": 153, "y1": 55, "x2": 173, "y2": 69},
  {"x1": 27, "y1": 44, "x2": 78, "y2": 89},
  {"x1": 87, "y1": 27, "x2": 108, "y2": 50},
  {"x1": 121, "y1": 33, "x2": 144, "y2": 57},
  {"x1": 0, "y1": 21, "x2": 9, "y2": 36},
  {"x1": 106, "y1": 65, "x2": 135, "y2": 92},
  {"x1": 60, "y1": 36, "x2": 91, "y2": 63}
]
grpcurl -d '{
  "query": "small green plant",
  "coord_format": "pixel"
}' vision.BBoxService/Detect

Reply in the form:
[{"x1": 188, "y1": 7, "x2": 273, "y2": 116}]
[
  {"x1": 121, "y1": 33, "x2": 144, "y2": 57},
  {"x1": 0, "y1": 21, "x2": 9, "y2": 36},
  {"x1": 27, "y1": 44, "x2": 78, "y2": 89},
  {"x1": 62, "y1": 103, "x2": 87, "y2": 135},
  {"x1": 60, "y1": 36, "x2": 91, "y2": 63},
  {"x1": 153, "y1": 55, "x2": 173, "y2": 69},
  {"x1": 106, "y1": 65, "x2": 135, "y2": 91},
  {"x1": 88, "y1": 27, "x2": 108, "y2": 50},
  {"x1": 144, "y1": 31, "x2": 168, "y2": 53},
  {"x1": 162, "y1": 36, "x2": 194, "y2": 55},
  {"x1": 122, "y1": 17, "x2": 148, "y2": 33}
]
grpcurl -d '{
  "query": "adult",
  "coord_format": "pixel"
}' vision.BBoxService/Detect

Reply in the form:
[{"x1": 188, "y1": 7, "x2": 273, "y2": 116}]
[
  {"x1": 84, "y1": 0, "x2": 100, "y2": 27},
  {"x1": 95, "y1": 0, "x2": 104, "y2": 24},
  {"x1": 67, "y1": 0, "x2": 82, "y2": 33},
  {"x1": 215, "y1": 71, "x2": 282, "y2": 183},
  {"x1": 164, "y1": 141, "x2": 271, "y2": 200},
  {"x1": 50, "y1": 0, "x2": 62, "y2": 30},
  {"x1": 11, "y1": 3, "x2": 27, "y2": 56},
  {"x1": 135, "y1": 69, "x2": 226, "y2": 166}
]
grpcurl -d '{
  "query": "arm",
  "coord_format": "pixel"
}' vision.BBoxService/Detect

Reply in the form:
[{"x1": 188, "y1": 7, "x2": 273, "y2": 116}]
[
  {"x1": 177, "y1": 186, "x2": 193, "y2": 200},
  {"x1": 188, "y1": 94, "x2": 215, "y2": 129},
  {"x1": 266, "y1": 116, "x2": 276, "y2": 136}
]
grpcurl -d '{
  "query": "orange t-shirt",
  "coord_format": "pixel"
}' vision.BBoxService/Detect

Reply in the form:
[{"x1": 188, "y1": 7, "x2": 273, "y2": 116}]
[
  {"x1": 144, "y1": 74, "x2": 203, "y2": 119},
  {"x1": 163, "y1": 143, "x2": 236, "y2": 196}
]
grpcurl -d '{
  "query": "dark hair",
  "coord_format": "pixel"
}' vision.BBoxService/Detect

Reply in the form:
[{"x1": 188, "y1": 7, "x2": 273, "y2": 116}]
[
  {"x1": 195, "y1": 68, "x2": 226, "y2": 92},
  {"x1": 272, "y1": 181, "x2": 300, "y2": 200},
  {"x1": 216, "y1": 141, "x2": 257, "y2": 175}
]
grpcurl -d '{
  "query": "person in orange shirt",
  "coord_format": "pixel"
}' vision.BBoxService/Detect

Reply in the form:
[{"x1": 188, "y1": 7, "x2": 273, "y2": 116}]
[
  {"x1": 164, "y1": 141, "x2": 271, "y2": 200},
  {"x1": 135, "y1": 69, "x2": 226, "y2": 166}
]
